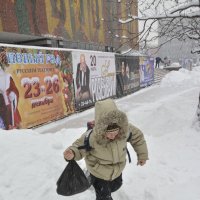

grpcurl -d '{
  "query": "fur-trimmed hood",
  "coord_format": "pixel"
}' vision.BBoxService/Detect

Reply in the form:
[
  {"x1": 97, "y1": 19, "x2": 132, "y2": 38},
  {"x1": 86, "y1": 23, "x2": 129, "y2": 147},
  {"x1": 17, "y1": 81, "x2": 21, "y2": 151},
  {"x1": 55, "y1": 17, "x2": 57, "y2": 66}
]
[{"x1": 94, "y1": 99, "x2": 128, "y2": 144}]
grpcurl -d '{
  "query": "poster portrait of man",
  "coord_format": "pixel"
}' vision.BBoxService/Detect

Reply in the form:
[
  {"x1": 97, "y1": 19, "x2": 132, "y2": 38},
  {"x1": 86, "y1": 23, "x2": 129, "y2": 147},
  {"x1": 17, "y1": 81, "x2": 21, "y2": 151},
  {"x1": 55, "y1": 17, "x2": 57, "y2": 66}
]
[{"x1": 75, "y1": 54, "x2": 90, "y2": 101}]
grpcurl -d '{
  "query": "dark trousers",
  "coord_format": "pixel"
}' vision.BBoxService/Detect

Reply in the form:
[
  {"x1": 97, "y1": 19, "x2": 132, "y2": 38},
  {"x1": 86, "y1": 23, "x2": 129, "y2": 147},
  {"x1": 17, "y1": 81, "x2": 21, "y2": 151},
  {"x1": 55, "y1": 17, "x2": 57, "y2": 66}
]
[
  {"x1": 91, "y1": 174, "x2": 122, "y2": 200},
  {"x1": 155, "y1": 62, "x2": 160, "y2": 68}
]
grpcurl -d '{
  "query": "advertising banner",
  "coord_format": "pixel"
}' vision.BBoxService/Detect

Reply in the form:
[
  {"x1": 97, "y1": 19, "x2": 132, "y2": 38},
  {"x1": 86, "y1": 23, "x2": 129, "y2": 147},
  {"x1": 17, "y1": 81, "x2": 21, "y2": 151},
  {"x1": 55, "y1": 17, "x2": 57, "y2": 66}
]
[
  {"x1": 115, "y1": 55, "x2": 140, "y2": 97},
  {"x1": 0, "y1": 44, "x2": 74, "y2": 129},
  {"x1": 139, "y1": 57, "x2": 154, "y2": 87},
  {"x1": 72, "y1": 51, "x2": 116, "y2": 110}
]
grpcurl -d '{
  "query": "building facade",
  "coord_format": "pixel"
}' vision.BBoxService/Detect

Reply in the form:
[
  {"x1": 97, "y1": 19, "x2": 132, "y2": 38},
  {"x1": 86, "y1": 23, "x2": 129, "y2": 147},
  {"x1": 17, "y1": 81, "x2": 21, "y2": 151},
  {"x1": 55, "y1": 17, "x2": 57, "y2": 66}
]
[
  {"x1": 157, "y1": 38, "x2": 199, "y2": 65},
  {"x1": 0, "y1": 0, "x2": 138, "y2": 52},
  {"x1": 156, "y1": 18, "x2": 200, "y2": 67}
]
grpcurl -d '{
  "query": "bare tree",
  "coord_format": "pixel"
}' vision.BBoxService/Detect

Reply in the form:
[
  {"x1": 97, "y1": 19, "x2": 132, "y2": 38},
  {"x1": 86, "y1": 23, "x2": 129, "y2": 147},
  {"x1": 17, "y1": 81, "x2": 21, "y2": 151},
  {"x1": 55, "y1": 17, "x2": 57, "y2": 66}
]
[
  {"x1": 114, "y1": 0, "x2": 200, "y2": 125},
  {"x1": 116, "y1": 0, "x2": 200, "y2": 53},
  {"x1": 193, "y1": 92, "x2": 200, "y2": 129},
  {"x1": 197, "y1": 93, "x2": 200, "y2": 120}
]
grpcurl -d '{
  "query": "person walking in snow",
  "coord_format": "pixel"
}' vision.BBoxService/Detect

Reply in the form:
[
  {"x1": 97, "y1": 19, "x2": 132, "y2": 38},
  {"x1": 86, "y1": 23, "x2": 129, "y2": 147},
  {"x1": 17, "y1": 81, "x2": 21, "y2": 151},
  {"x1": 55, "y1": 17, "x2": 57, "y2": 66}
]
[
  {"x1": 63, "y1": 98, "x2": 149, "y2": 200},
  {"x1": 155, "y1": 57, "x2": 162, "y2": 68},
  {"x1": 163, "y1": 56, "x2": 170, "y2": 67}
]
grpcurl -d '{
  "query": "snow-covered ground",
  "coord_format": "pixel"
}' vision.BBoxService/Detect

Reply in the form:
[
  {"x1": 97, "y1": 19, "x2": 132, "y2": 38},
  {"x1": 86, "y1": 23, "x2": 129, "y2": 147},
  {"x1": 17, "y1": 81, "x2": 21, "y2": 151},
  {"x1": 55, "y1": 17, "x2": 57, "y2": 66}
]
[{"x1": 0, "y1": 67, "x2": 200, "y2": 200}]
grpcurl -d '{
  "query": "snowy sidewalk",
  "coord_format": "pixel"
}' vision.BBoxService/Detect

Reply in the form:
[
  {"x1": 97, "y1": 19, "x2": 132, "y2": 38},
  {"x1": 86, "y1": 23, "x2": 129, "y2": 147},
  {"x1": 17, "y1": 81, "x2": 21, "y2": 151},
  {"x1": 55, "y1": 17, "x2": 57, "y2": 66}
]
[{"x1": 1, "y1": 67, "x2": 200, "y2": 200}]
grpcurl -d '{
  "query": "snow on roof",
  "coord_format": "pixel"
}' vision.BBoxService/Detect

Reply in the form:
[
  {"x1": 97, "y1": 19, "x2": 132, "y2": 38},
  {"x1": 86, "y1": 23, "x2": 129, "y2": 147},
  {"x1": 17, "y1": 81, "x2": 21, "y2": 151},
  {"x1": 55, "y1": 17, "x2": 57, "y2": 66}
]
[{"x1": 0, "y1": 43, "x2": 115, "y2": 55}]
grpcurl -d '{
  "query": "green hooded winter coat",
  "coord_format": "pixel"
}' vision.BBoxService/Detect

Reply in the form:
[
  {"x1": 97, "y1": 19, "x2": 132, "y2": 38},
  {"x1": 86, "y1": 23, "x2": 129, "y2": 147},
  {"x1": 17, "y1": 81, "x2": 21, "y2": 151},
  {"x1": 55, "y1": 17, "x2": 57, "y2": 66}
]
[{"x1": 69, "y1": 99, "x2": 148, "y2": 181}]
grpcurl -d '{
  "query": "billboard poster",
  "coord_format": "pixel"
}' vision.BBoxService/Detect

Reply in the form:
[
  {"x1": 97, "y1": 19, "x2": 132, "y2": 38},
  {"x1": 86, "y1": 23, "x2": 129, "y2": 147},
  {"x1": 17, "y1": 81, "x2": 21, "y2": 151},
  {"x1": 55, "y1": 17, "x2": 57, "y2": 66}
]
[
  {"x1": 115, "y1": 55, "x2": 140, "y2": 97},
  {"x1": 140, "y1": 57, "x2": 154, "y2": 87},
  {"x1": 72, "y1": 51, "x2": 116, "y2": 110},
  {"x1": 0, "y1": 45, "x2": 75, "y2": 129}
]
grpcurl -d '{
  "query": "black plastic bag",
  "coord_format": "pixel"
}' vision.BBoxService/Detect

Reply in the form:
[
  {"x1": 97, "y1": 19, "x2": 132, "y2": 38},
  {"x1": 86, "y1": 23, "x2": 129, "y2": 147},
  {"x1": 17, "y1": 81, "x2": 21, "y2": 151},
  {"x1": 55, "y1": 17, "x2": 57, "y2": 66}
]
[{"x1": 56, "y1": 160, "x2": 91, "y2": 196}]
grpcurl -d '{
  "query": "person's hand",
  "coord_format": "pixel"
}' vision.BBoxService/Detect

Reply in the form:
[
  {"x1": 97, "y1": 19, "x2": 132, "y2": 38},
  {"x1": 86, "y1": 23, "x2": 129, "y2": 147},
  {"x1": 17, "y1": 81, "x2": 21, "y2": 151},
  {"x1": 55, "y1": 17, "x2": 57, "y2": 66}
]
[
  {"x1": 137, "y1": 160, "x2": 146, "y2": 166},
  {"x1": 63, "y1": 149, "x2": 74, "y2": 161}
]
